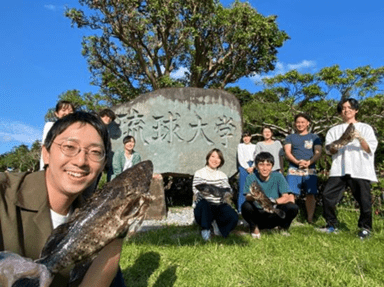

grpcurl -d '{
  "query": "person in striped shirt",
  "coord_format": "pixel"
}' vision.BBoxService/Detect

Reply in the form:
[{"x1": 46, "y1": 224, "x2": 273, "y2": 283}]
[{"x1": 192, "y1": 148, "x2": 238, "y2": 241}]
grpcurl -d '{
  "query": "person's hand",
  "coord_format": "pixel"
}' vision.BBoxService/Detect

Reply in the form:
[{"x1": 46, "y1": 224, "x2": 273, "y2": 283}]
[{"x1": 246, "y1": 167, "x2": 254, "y2": 173}]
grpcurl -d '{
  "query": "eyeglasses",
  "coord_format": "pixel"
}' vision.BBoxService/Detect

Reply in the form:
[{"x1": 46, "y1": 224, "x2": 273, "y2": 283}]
[{"x1": 53, "y1": 140, "x2": 105, "y2": 162}]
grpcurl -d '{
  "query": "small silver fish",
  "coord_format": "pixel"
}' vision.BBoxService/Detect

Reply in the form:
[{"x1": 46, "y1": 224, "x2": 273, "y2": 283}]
[
  {"x1": 0, "y1": 160, "x2": 154, "y2": 287},
  {"x1": 248, "y1": 181, "x2": 285, "y2": 219},
  {"x1": 326, "y1": 123, "x2": 355, "y2": 152}
]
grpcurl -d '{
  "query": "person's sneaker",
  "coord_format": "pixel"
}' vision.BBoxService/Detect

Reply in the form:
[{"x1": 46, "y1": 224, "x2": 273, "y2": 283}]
[
  {"x1": 201, "y1": 229, "x2": 211, "y2": 241},
  {"x1": 316, "y1": 226, "x2": 339, "y2": 234},
  {"x1": 212, "y1": 220, "x2": 221, "y2": 236},
  {"x1": 358, "y1": 229, "x2": 371, "y2": 240}
]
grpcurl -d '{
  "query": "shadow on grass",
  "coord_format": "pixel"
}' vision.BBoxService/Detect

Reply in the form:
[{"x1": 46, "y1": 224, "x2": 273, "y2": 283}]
[
  {"x1": 122, "y1": 251, "x2": 177, "y2": 287},
  {"x1": 128, "y1": 224, "x2": 249, "y2": 246}
]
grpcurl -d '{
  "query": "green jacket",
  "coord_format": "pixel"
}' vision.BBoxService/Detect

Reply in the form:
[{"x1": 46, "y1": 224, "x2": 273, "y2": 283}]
[
  {"x1": 111, "y1": 149, "x2": 141, "y2": 180},
  {"x1": 0, "y1": 171, "x2": 84, "y2": 286}
]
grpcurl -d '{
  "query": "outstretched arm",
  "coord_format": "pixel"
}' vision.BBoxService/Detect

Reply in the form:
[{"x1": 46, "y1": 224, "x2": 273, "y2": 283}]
[{"x1": 80, "y1": 238, "x2": 123, "y2": 287}]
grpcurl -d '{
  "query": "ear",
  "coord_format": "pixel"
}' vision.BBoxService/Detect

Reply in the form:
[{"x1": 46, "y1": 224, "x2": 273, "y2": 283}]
[
  {"x1": 42, "y1": 145, "x2": 50, "y2": 168},
  {"x1": 54, "y1": 111, "x2": 59, "y2": 118}
]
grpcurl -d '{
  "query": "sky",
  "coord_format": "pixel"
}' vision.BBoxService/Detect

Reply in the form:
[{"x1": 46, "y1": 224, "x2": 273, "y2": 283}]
[{"x1": 1, "y1": 0, "x2": 384, "y2": 155}]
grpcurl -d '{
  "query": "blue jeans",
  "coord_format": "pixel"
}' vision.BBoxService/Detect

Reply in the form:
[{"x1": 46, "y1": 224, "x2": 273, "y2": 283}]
[{"x1": 238, "y1": 161, "x2": 253, "y2": 212}]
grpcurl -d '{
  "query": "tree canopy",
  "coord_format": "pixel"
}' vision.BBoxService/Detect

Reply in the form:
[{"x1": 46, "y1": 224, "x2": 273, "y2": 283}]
[{"x1": 66, "y1": 0, "x2": 288, "y2": 104}]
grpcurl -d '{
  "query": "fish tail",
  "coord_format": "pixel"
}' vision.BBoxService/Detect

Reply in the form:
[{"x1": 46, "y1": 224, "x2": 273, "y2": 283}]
[{"x1": 0, "y1": 251, "x2": 52, "y2": 287}]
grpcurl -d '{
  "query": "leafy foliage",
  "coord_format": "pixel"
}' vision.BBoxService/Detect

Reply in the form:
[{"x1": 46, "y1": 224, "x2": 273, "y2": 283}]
[
  {"x1": 65, "y1": 0, "x2": 288, "y2": 103},
  {"x1": 0, "y1": 141, "x2": 40, "y2": 172}
]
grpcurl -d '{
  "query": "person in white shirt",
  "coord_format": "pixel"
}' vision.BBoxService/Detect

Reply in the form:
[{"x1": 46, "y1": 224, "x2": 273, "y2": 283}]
[
  {"x1": 237, "y1": 132, "x2": 256, "y2": 213},
  {"x1": 193, "y1": 148, "x2": 238, "y2": 241},
  {"x1": 319, "y1": 98, "x2": 378, "y2": 239}
]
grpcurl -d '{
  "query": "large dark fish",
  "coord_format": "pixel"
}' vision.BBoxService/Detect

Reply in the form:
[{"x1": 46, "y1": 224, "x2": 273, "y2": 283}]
[
  {"x1": 0, "y1": 160, "x2": 154, "y2": 287},
  {"x1": 247, "y1": 181, "x2": 285, "y2": 219},
  {"x1": 195, "y1": 184, "x2": 232, "y2": 205},
  {"x1": 326, "y1": 123, "x2": 355, "y2": 152}
]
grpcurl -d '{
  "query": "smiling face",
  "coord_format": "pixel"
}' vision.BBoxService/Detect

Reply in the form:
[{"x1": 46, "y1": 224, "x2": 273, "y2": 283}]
[
  {"x1": 43, "y1": 122, "x2": 106, "y2": 200},
  {"x1": 262, "y1": 128, "x2": 273, "y2": 140},
  {"x1": 295, "y1": 116, "x2": 310, "y2": 135},
  {"x1": 207, "y1": 151, "x2": 222, "y2": 169},
  {"x1": 340, "y1": 101, "x2": 358, "y2": 123},
  {"x1": 256, "y1": 160, "x2": 273, "y2": 181},
  {"x1": 124, "y1": 139, "x2": 136, "y2": 153},
  {"x1": 242, "y1": 135, "x2": 252, "y2": 144},
  {"x1": 55, "y1": 104, "x2": 74, "y2": 119}
]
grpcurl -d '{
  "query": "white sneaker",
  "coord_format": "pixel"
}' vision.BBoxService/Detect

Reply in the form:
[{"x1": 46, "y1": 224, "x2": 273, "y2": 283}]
[
  {"x1": 212, "y1": 220, "x2": 221, "y2": 236},
  {"x1": 201, "y1": 229, "x2": 211, "y2": 241}
]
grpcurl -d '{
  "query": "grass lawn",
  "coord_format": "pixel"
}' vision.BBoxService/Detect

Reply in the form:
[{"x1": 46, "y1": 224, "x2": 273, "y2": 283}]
[{"x1": 120, "y1": 208, "x2": 384, "y2": 287}]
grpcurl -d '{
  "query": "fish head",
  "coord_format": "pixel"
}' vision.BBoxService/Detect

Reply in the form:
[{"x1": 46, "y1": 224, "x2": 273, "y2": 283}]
[
  {"x1": 249, "y1": 181, "x2": 264, "y2": 200},
  {"x1": 103, "y1": 160, "x2": 154, "y2": 235}
]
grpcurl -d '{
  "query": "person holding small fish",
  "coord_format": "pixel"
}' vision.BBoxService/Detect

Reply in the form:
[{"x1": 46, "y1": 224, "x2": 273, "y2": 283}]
[
  {"x1": 241, "y1": 152, "x2": 299, "y2": 239},
  {"x1": 0, "y1": 112, "x2": 129, "y2": 286},
  {"x1": 319, "y1": 98, "x2": 378, "y2": 239},
  {"x1": 193, "y1": 148, "x2": 239, "y2": 241},
  {"x1": 284, "y1": 113, "x2": 322, "y2": 224}
]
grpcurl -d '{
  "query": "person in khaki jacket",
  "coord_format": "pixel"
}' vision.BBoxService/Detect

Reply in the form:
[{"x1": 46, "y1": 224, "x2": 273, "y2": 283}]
[{"x1": 0, "y1": 112, "x2": 125, "y2": 286}]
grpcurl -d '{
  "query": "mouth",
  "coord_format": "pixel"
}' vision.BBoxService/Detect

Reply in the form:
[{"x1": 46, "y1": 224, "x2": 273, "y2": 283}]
[{"x1": 66, "y1": 170, "x2": 90, "y2": 179}]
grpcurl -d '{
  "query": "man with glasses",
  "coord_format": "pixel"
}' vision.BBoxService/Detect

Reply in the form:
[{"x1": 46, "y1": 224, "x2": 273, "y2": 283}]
[{"x1": 0, "y1": 112, "x2": 125, "y2": 286}]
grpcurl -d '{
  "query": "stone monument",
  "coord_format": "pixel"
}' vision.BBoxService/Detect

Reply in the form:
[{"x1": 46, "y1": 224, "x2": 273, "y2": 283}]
[{"x1": 109, "y1": 87, "x2": 242, "y2": 177}]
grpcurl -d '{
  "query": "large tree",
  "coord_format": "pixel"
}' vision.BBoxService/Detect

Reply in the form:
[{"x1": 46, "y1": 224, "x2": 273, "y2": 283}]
[{"x1": 66, "y1": 0, "x2": 288, "y2": 104}]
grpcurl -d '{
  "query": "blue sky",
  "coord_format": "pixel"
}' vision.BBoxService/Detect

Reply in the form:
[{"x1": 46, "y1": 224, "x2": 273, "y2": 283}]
[{"x1": 1, "y1": 0, "x2": 383, "y2": 155}]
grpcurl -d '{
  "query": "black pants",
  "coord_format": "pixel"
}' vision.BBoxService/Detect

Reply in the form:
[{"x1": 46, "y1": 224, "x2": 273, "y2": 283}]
[
  {"x1": 322, "y1": 176, "x2": 372, "y2": 230},
  {"x1": 194, "y1": 199, "x2": 238, "y2": 238},
  {"x1": 241, "y1": 201, "x2": 299, "y2": 231}
]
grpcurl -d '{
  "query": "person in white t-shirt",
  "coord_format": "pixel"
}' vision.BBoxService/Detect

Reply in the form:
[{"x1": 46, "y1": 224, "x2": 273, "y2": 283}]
[
  {"x1": 319, "y1": 98, "x2": 378, "y2": 239},
  {"x1": 237, "y1": 131, "x2": 256, "y2": 213}
]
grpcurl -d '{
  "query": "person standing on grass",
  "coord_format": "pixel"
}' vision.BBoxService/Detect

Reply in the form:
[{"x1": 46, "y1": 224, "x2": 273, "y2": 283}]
[
  {"x1": 241, "y1": 152, "x2": 298, "y2": 239},
  {"x1": 284, "y1": 113, "x2": 322, "y2": 224},
  {"x1": 318, "y1": 98, "x2": 378, "y2": 239},
  {"x1": 193, "y1": 148, "x2": 238, "y2": 241},
  {"x1": 254, "y1": 126, "x2": 284, "y2": 173},
  {"x1": 237, "y1": 131, "x2": 256, "y2": 213}
]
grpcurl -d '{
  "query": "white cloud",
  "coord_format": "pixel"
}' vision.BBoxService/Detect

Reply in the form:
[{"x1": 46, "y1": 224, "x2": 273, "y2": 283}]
[
  {"x1": 251, "y1": 60, "x2": 317, "y2": 84},
  {"x1": 0, "y1": 119, "x2": 41, "y2": 145},
  {"x1": 44, "y1": 4, "x2": 57, "y2": 11}
]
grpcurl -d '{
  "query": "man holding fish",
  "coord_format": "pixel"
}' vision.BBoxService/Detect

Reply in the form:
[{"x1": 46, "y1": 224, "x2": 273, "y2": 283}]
[
  {"x1": 319, "y1": 98, "x2": 378, "y2": 239},
  {"x1": 0, "y1": 112, "x2": 134, "y2": 286},
  {"x1": 241, "y1": 152, "x2": 299, "y2": 239}
]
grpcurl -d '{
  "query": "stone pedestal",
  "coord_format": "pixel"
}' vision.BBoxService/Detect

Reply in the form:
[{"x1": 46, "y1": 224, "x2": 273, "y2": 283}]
[{"x1": 145, "y1": 175, "x2": 167, "y2": 220}]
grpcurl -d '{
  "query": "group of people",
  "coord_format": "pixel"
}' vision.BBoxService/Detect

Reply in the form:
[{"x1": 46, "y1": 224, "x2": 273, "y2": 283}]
[
  {"x1": 0, "y1": 97, "x2": 378, "y2": 285},
  {"x1": 193, "y1": 98, "x2": 378, "y2": 241}
]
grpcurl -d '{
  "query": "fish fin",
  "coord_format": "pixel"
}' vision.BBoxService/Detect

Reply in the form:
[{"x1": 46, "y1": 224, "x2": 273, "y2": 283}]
[
  {"x1": 0, "y1": 251, "x2": 52, "y2": 287},
  {"x1": 275, "y1": 209, "x2": 286, "y2": 219}
]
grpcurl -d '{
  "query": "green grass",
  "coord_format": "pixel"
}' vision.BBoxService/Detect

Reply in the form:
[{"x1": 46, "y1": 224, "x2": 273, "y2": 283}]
[{"x1": 120, "y1": 208, "x2": 384, "y2": 287}]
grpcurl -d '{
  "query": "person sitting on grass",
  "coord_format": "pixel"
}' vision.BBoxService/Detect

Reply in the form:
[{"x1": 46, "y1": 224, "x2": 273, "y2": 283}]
[
  {"x1": 241, "y1": 152, "x2": 299, "y2": 239},
  {"x1": 192, "y1": 148, "x2": 238, "y2": 241}
]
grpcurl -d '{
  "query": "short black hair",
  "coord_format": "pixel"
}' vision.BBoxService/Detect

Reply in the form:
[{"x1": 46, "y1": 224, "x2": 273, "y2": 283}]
[
  {"x1": 98, "y1": 108, "x2": 116, "y2": 121},
  {"x1": 55, "y1": 100, "x2": 75, "y2": 113},
  {"x1": 337, "y1": 98, "x2": 359, "y2": 114},
  {"x1": 294, "y1": 113, "x2": 311, "y2": 123},
  {"x1": 255, "y1": 152, "x2": 275, "y2": 167},
  {"x1": 205, "y1": 148, "x2": 225, "y2": 169},
  {"x1": 123, "y1": 135, "x2": 136, "y2": 145},
  {"x1": 44, "y1": 111, "x2": 111, "y2": 162}
]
